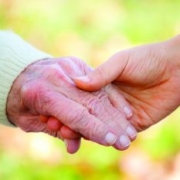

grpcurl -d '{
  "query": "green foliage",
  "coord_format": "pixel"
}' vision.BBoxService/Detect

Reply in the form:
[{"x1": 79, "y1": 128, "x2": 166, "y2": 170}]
[{"x1": 1, "y1": 0, "x2": 180, "y2": 179}]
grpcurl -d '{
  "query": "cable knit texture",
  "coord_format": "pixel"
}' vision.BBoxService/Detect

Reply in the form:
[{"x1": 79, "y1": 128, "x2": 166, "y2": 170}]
[{"x1": 0, "y1": 31, "x2": 52, "y2": 126}]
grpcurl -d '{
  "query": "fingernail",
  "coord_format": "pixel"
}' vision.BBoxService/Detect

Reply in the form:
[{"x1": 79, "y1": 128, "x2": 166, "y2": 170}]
[
  {"x1": 119, "y1": 135, "x2": 131, "y2": 147},
  {"x1": 105, "y1": 132, "x2": 117, "y2": 145},
  {"x1": 126, "y1": 126, "x2": 137, "y2": 139},
  {"x1": 123, "y1": 106, "x2": 133, "y2": 117},
  {"x1": 75, "y1": 76, "x2": 90, "y2": 83}
]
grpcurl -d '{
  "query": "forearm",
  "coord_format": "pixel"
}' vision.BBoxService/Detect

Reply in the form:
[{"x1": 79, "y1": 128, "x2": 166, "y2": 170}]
[{"x1": 0, "y1": 30, "x2": 52, "y2": 126}]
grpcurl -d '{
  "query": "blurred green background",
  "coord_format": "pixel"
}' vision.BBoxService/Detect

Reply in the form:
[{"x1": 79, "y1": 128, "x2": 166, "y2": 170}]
[{"x1": 1, "y1": 0, "x2": 180, "y2": 179}]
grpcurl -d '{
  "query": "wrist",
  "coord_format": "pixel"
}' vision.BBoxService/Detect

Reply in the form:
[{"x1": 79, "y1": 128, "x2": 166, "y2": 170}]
[{"x1": 0, "y1": 31, "x2": 52, "y2": 126}]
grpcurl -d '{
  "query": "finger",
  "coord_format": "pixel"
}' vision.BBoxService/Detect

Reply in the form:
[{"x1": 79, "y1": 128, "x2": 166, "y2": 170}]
[
  {"x1": 39, "y1": 115, "x2": 49, "y2": 123},
  {"x1": 68, "y1": 87, "x2": 136, "y2": 147},
  {"x1": 47, "y1": 116, "x2": 62, "y2": 131},
  {"x1": 64, "y1": 138, "x2": 81, "y2": 154},
  {"x1": 59, "y1": 89, "x2": 136, "y2": 149},
  {"x1": 60, "y1": 126, "x2": 82, "y2": 139},
  {"x1": 100, "y1": 100, "x2": 137, "y2": 146},
  {"x1": 60, "y1": 57, "x2": 136, "y2": 144},
  {"x1": 22, "y1": 75, "x2": 118, "y2": 147},
  {"x1": 74, "y1": 51, "x2": 128, "y2": 91},
  {"x1": 63, "y1": 57, "x2": 133, "y2": 119},
  {"x1": 105, "y1": 84, "x2": 133, "y2": 119},
  {"x1": 40, "y1": 115, "x2": 81, "y2": 139},
  {"x1": 47, "y1": 93, "x2": 118, "y2": 147}
]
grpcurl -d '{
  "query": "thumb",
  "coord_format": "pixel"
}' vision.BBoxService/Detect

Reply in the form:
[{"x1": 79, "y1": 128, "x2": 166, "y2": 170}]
[{"x1": 74, "y1": 51, "x2": 128, "y2": 91}]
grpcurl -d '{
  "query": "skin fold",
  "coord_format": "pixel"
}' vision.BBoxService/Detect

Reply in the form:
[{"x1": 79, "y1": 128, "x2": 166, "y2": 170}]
[{"x1": 6, "y1": 57, "x2": 137, "y2": 154}]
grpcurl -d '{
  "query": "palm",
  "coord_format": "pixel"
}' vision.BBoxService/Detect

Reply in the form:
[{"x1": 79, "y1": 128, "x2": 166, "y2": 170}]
[{"x1": 112, "y1": 44, "x2": 180, "y2": 131}]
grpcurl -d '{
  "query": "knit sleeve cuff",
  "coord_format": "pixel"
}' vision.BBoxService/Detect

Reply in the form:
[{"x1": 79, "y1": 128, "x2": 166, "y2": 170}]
[{"x1": 0, "y1": 31, "x2": 52, "y2": 127}]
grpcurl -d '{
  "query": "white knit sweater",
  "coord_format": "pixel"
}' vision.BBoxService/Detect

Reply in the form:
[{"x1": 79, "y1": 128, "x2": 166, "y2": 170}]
[{"x1": 0, "y1": 31, "x2": 52, "y2": 126}]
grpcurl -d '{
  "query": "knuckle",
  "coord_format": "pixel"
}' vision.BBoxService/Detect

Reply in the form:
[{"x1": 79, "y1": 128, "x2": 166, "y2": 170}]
[
  {"x1": 48, "y1": 64, "x2": 61, "y2": 75},
  {"x1": 47, "y1": 63, "x2": 73, "y2": 85},
  {"x1": 47, "y1": 64, "x2": 65, "y2": 79},
  {"x1": 58, "y1": 57, "x2": 81, "y2": 77},
  {"x1": 86, "y1": 91, "x2": 108, "y2": 115},
  {"x1": 94, "y1": 91, "x2": 109, "y2": 101},
  {"x1": 86, "y1": 97, "x2": 101, "y2": 114}
]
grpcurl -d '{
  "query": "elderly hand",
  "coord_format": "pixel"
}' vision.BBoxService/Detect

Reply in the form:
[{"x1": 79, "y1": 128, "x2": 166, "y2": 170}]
[
  {"x1": 75, "y1": 35, "x2": 180, "y2": 132},
  {"x1": 6, "y1": 57, "x2": 137, "y2": 153}
]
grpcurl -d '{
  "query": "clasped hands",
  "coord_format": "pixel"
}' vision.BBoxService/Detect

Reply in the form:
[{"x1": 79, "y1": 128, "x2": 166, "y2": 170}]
[
  {"x1": 7, "y1": 57, "x2": 136, "y2": 153},
  {"x1": 7, "y1": 35, "x2": 180, "y2": 153}
]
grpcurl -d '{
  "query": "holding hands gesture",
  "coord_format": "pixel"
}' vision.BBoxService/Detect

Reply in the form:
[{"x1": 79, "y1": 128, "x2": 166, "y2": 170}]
[
  {"x1": 7, "y1": 57, "x2": 136, "y2": 153},
  {"x1": 75, "y1": 35, "x2": 180, "y2": 132},
  {"x1": 3, "y1": 31, "x2": 180, "y2": 154}
]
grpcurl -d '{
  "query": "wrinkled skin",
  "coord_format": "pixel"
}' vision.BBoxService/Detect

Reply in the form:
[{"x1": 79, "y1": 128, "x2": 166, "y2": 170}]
[
  {"x1": 75, "y1": 35, "x2": 180, "y2": 132},
  {"x1": 7, "y1": 57, "x2": 137, "y2": 154}
]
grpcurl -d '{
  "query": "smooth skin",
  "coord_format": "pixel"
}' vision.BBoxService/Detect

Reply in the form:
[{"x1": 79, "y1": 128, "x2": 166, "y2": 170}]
[{"x1": 75, "y1": 35, "x2": 180, "y2": 132}]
